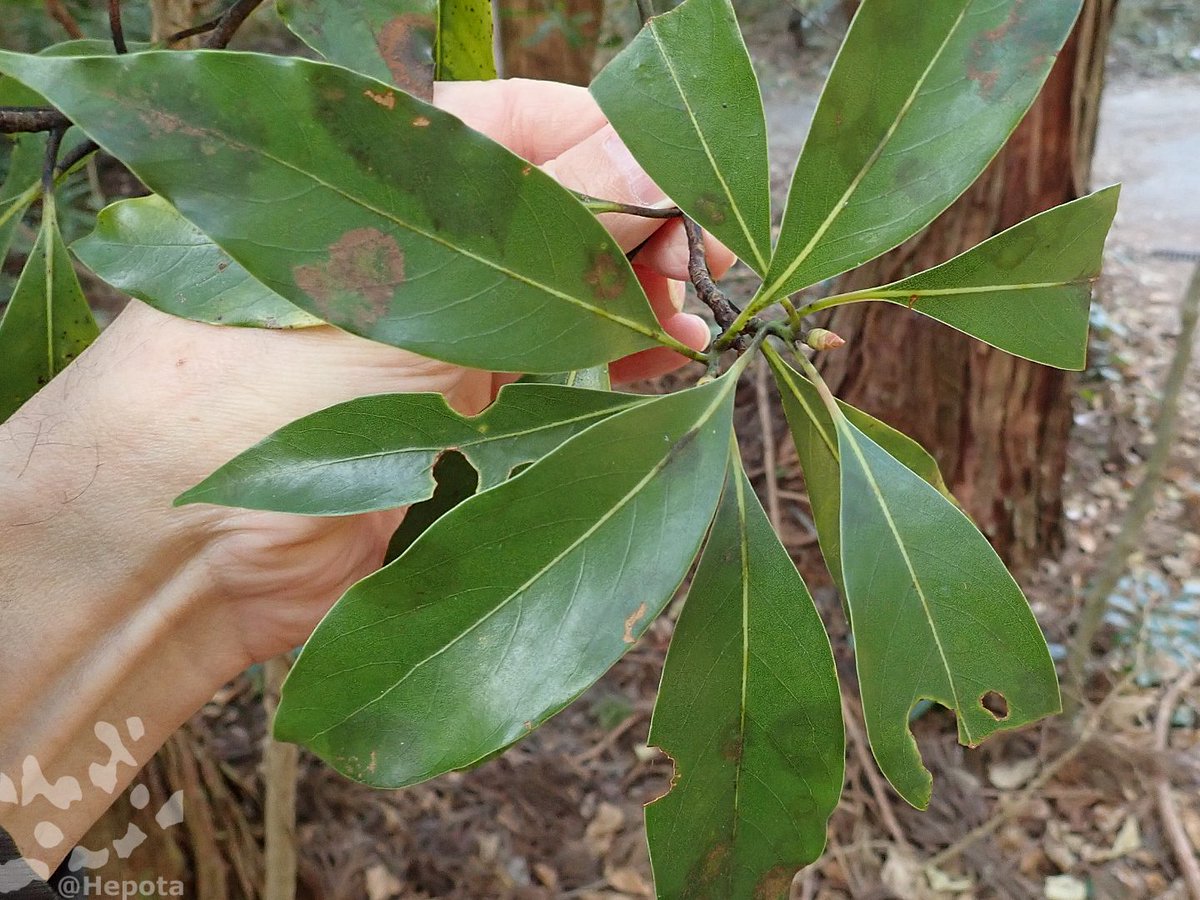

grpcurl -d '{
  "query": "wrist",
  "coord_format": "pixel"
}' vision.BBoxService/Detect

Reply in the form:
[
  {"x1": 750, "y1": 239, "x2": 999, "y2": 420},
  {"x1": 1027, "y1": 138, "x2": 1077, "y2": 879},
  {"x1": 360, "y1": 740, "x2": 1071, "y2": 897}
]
[{"x1": 0, "y1": 345, "x2": 243, "y2": 872}]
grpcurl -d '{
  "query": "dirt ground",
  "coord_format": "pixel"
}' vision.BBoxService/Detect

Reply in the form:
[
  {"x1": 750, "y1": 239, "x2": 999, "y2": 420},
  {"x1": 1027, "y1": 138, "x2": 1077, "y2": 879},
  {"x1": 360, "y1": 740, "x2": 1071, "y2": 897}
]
[{"x1": 165, "y1": 40, "x2": 1200, "y2": 900}]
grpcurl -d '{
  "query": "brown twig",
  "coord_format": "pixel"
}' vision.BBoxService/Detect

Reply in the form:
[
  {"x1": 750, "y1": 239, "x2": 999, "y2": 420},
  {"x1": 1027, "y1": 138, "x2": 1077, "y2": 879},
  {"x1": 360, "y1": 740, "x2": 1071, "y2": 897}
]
[
  {"x1": 42, "y1": 126, "x2": 66, "y2": 192},
  {"x1": 635, "y1": 0, "x2": 655, "y2": 25},
  {"x1": 842, "y1": 692, "x2": 910, "y2": 851},
  {"x1": 108, "y1": 0, "x2": 129, "y2": 54},
  {"x1": 54, "y1": 140, "x2": 100, "y2": 178},
  {"x1": 1154, "y1": 670, "x2": 1200, "y2": 899},
  {"x1": 44, "y1": 0, "x2": 84, "y2": 39},
  {"x1": 166, "y1": 16, "x2": 223, "y2": 45},
  {"x1": 0, "y1": 107, "x2": 71, "y2": 135},
  {"x1": 684, "y1": 217, "x2": 737, "y2": 329},
  {"x1": 755, "y1": 357, "x2": 782, "y2": 530},
  {"x1": 1067, "y1": 262, "x2": 1200, "y2": 706},
  {"x1": 202, "y1": 0, "x2": 267, "y2": 49}
]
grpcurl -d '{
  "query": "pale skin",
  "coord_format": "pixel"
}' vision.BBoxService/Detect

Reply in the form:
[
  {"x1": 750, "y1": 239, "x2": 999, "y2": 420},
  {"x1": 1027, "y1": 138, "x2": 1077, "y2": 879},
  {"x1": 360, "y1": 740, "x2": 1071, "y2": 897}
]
[{"x1": 0, "y1": 78, "x2": 734, "y2": 873}]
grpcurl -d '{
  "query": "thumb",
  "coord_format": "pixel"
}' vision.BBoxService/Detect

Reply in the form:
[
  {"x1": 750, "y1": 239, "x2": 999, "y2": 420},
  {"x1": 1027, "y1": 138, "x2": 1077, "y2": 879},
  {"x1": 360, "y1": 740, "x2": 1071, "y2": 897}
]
[{"x1": 541, "y1": 124, "x2": 672, "y2": 253}]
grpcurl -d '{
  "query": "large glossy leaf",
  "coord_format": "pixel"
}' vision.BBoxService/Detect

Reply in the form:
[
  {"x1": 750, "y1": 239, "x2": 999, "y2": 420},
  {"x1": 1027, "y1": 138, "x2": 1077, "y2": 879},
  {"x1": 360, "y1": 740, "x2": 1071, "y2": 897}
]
[
  {"x1": 814, "y1": 187, "x2": 1121, "y2": 370},
  {"x1": 591, "y1": 0, "x2": 771, "y2": 274},
  {"x1": 73, "y1": 195, "x2": 320, "y2": 329},
  {"x1": 646, "y1": 452, "x2": 843, "y2": 899},
  {"x1": 763, "y1": 0, "x2": 1084, "y2": 303},
  {"x1": 178, "y1": 383, "x2": 649, "y2": 514},
  {"x1": 0, "y1": 50, "x2": 673, "y2": 373},
  {"x1": 835, "y1": 414, "x2": 1059, "y2": 808},
  {"x1": 0, "y1": 134, "x2": 45, "y2": 267},
  {"x1": 274, "y1": 372, "x2": 739, "y2": 787},
  {"x1": 0, "y1": 195, "x2": 99, "y2": 422},
  {"x1": 276, "y1": 0, "x2": 436, "y2": 99},
  {"x1": 765, "y1": 346, "x2": 952, "y2": 595},
  {"x1": 0, "y1": 40, "x2": 148, "y2": 108},
  {"x1": 437, "y1": 0, "x2": 496, "y2": 81}
]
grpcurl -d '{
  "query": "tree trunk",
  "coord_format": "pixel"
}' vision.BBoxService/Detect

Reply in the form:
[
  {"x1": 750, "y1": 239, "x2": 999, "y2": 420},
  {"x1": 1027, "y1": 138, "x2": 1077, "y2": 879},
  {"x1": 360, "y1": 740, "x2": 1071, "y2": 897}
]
[
  {"x1": 498, "y1": 0, "x2": 606, "y2": 84},
  {"x1": 814, "y1": 0, "x2": 1117, "y2": 573}
]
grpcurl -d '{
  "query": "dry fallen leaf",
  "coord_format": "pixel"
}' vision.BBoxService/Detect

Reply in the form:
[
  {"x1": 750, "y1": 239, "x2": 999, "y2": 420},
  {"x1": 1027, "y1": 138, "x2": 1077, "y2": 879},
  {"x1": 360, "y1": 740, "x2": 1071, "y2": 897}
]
[
  {"x1": 988, "y1": 756, "x2": 1040, "y2": 791},
  {"x1": 584, "y1": 801, "x2": 626, "y2": 857},
  {"x1": 1043, "y1": 873, "x2": 1088, "y2": 900},
  {"x1": 364, "y1": 864, "x2": 403, "y2": 900},
  {"x1": 607, "y1": 865, "x2": 653, "y2": 896}
]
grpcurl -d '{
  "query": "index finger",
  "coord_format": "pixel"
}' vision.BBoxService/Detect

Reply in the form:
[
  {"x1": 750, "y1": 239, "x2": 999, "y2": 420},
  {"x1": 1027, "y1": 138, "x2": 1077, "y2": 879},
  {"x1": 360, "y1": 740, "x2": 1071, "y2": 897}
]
[{"x1": 433, "y1": 78, "x2": 608, "y2": 164}]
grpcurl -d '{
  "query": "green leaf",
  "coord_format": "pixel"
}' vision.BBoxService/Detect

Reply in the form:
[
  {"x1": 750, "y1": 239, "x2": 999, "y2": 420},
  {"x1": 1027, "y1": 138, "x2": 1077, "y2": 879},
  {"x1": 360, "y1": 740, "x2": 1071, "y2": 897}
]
[
  {"x1": 437, "y1": 0, "x2": 497, "y2": 81},
  {"x1": 0, "y1": 134, "x2": 45, "y2": 267},
  {"x1": 817, "y1": 187, "x2": 1121, "y2": 370},
  {"x1": 764, "y1": 0, "x2": 1084, "y2": 301},
  {"x1": 0, "y1": 39, "x2": 152, "y2": 108},
  {"x1": 591, "y1": 0, "x2": 771, "y2": 274},
  {"x1": 765, "y1": 346, "x2": 952, "y2": 596},
  {"x1": 0, "y1": 50, "x2": 674, "y2": 373},
  {"x1": 0, "y1": 194, "x2": 99, "y2": 422},
  {"x1": 646, "y1": 450, "x2": 843, "y2": 899},
  {"x1": 276, "y1": 0, "x2": 436, "y2": 99},
  {"x1": 178, "y1": 383, "x2": 648, "y2": 514},
  {"x1": 72, "y1": 194, "x2": 320, "y2": 330},
  {"x1": 835, "y1": 413, "x2": 1059, "y2": 809},
  {"x1": 274, "y1": 372, "x2": 740, "y2": 787}
]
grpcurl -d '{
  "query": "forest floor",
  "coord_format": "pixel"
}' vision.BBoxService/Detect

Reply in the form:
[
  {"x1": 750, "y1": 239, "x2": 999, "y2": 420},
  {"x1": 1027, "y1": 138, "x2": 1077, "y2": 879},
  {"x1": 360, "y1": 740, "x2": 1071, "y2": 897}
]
[{"x1": 167, "y1": 40, "x2": 1200, "y2": 900}]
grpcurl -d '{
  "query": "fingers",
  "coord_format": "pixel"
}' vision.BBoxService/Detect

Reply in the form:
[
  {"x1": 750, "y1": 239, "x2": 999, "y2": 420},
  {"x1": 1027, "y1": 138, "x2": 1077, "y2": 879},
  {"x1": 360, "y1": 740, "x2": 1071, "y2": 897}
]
[
  {"x1": 541, "y1": 124, "x2": 674, "y2": 253},
  {"x1": 433, "y1": 79, "x2": 607, "y2": 164},
  {"x1": 610, "y1": 268, "x2": 709, "y2": 384},
  {"x1": 631, "y1": 218, "x2": 738, "y2": 282}
]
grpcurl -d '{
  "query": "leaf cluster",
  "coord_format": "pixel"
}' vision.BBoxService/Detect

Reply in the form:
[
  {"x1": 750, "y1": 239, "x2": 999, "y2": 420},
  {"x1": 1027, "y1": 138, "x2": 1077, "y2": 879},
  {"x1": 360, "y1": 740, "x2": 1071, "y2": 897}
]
[{"x1": 0, "y1": 0, "x2": 1121, "y2": 895}]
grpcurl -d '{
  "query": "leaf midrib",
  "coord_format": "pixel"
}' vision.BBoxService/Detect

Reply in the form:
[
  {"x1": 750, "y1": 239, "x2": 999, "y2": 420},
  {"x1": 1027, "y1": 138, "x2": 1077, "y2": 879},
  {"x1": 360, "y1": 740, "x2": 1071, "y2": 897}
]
[
  {"x1": 301, "y1": 380, "x2": 734, "y2": 744},
  {"x1": 839, "y1": 422, "x2": 972, "y2": 744},
  {"x1": 765, "y1": 3, "x2": 971, "y2": 298},
  {"x1": 209, "y1": 399, "x2": 643, "y2": 477},
  {"x1": 841, "y1": 278, "x2": 1096, "y2": 303},
  {"x1": 647, "y1": 22, "x2": 769, "y2": 274}
]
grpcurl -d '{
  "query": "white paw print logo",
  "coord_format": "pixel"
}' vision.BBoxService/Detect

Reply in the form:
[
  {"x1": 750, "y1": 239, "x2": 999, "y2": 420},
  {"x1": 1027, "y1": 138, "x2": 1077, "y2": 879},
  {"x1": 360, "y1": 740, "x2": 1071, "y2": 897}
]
[{"x1": 0, "y1": 717, "x2": 184, "y2": 894}]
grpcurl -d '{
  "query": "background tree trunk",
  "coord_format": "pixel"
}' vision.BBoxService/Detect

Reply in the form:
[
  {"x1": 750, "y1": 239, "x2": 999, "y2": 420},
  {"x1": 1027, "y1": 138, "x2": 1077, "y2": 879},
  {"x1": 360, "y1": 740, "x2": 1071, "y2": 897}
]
[
  {"x1": 815, "y1": 0, "x2": 1118, "y2": 572},
  {"x1": 498, "y1": 0, "x2": 606, "y2": 84}
]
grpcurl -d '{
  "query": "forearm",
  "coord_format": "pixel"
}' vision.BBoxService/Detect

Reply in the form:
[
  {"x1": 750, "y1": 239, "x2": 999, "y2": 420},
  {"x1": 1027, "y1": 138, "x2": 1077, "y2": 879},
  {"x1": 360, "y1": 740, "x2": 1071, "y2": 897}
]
[{"x1": 0, "y1": 369, "x2": 244, "y2": 872}]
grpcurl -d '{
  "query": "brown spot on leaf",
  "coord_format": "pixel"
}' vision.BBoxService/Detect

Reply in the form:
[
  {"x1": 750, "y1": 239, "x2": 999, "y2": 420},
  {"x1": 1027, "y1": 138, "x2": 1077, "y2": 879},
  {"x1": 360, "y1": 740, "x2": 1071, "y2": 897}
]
[
  {"x1": 293, "y1": 228, "x2": 406, "y2": 331},
  {"x1": 699, "y1": 843, "x2": 731, "y2": 884},
  {"x1": 364, "y1": 88, "x2": 396, "y2": 109},
  {"x1": 585, "y1": 249, "x2": 627, "y2": 301},
  {"x1": 412, "y1": 115, "x2": 431, "y2": 127},
  {"x1": 694, "y1": 194, "x2": 728, "y2": 226},
  {"x1": 623, "y1": 602, "x2": 648, "y2": 644},
  {"x1": 521, "y1": 164, "x2": 532, "y2": 176},
  {"x1": 376, "y1": 13, "x2": 436, "y2": 99},
  {"x1": 753, "y1": 865, "x2": 795, "y2": 900},
  {"x1": 216, "y1": 261, "x2": 229, "y2": 272},
  {"x1": 720, "y1": 732, "x2": 743, "y2": 763}
]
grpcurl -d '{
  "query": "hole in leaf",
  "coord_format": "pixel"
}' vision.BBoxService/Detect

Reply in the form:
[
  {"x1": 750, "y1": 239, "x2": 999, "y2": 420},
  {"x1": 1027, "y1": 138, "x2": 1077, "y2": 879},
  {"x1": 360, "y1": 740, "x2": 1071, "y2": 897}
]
[{"x1": 980, "y1": 691, "x2": 1009, "y2": 721}]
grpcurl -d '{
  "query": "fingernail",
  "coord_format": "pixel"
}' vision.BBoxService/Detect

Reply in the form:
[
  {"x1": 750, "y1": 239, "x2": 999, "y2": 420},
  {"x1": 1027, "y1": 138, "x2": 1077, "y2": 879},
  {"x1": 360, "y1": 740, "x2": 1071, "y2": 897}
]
[
  {"x1": 602, "y1": 127, "x2": 665, "y2": 206},
  {"x1": 668, "y1": 279, "x2": 685, "y2": 312}
]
